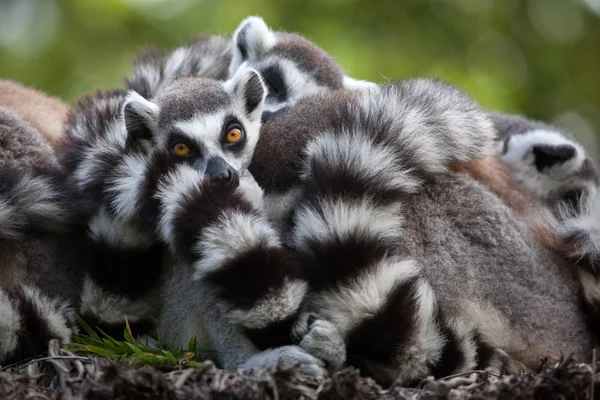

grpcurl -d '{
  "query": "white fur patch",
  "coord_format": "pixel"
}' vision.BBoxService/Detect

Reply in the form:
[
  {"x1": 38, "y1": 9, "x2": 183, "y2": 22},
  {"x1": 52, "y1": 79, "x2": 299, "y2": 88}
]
[
  {"x1": 0, "y1": 289, "x2": 20, "y2": 357},
  {"x1": 229, "y1": 279, "x2": 307, "y2": 330},
  {"x1": 123, "y1": 91, "x2": 160, "y2": 133},
  {"x1": 445, "y1": 317, "x2": 479, "y2": 372},
  {"x1": 302, "y1": 132, "x2": 423, "y2": 194},
  {"x1": 164, "y1": 47, "x2": 192, "y2": 84},
  {"x1": 358, "y1": 80, "x2": 495, "y2": 172},
  {"x1": 21, "y1": 285, "x2": 73, "y2": 345},
  {"x1": 88, "y1": 207, "x2": 155, "y2": 248},
  {"x1": 558, "y1": 186, "x2": 600, "y2": 263},
  {"x1": 238, "y1": 171, "x2": 264, "y2": 211},
  {"x1": 291, "y1": 196, "x2": 404, "y2": 253},
  {"x1": 80, "y1": 277, "x2": 158, "y2": 324},
  {"x1": 579, "y1": 269, "x2": 600, "y2": 306},
  {"x1": 155, "y1": 164, "x2": 205, "y2": 247},
  {"x1": 502, "y1": 129, "x2": 586, "y2": 199},
  {"x1": 0, "y1": 199, "x2": 22, "y2": 240},
  {"x1": 105, "y1": 153, "x2": 148, "y2": 222},
  {"x1": 230, "y1": 16, "x2": 277, "y2": 76},
  {"x1": 0, "y1": 174, "x2": 71, "y2": 239},
  {"x1": 312, "y1": 258, "x2": 419, "y2": 334},
  {"x1": 193, "y1": 210, "x2": 281, "y2": 280},
  {"x1": 343, "y1": 76, "x2": 377, "y2": 91},
  {"x1": 396, "y1": 280, "x2": 445, "y2": 383}
]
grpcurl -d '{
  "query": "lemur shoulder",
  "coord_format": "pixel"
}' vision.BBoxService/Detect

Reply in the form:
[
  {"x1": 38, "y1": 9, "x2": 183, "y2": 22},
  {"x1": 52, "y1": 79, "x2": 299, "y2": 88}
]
[{"x1": 0, "y1": 79, "x2": 70, "y2": 147}]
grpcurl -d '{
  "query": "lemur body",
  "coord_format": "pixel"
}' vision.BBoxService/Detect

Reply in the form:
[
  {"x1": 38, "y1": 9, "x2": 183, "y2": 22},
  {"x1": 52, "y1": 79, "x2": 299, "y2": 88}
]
[
  {"x1": 492, "y1": 111, "x2": 599, "y2": 214},
  {"x1": 489, "y1": 112, "x2": 600, "y2": 336},
  {"x1": 2, "y1": 14, "x2": 597, "y2": 385},
  {"x1": 0, "y1": 80, "x2": 70, "y2": 147},
  {"x1": 123, "y1": 16, "x2": 599, "y2": 384},
  {"x1": 60, "y1": 64, "x2": 330, "y2": 377},
  {"x1": 252, "y1": 82, "x2": 594, "y2": 385},
  {"x1": 126, "y1": 18, "x2": 373, "y2": 110},
  {"x1": 0, "y1": 107, "x2": 91, "y2": 365}
]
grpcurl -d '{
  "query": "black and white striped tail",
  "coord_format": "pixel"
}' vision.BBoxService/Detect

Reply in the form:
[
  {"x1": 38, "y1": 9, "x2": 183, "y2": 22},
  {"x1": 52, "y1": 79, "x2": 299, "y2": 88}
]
[
  {"x1": 153, "y1": 164, "x2": 306, "y2": 345},
  {"x1": 288, "y1": 79, "x2": 505, "y2": 384},
  {"x1": 0, "y1": 284, "x2": 76, "y2": 366}
]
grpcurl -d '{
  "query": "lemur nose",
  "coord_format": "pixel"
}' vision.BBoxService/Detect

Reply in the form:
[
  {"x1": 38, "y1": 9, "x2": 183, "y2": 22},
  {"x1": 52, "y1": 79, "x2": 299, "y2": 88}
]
[{"x1": 205, "y1": 157, "x2": 239, "y2": 188}]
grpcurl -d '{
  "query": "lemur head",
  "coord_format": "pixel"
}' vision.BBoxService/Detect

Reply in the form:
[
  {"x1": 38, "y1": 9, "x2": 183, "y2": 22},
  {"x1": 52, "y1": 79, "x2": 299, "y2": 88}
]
[
  {"x1": 491, "y1": 111, "x2": 599, "y2": 209},
  {"x1": 229, "y1": 16, "x2": 375, "y2": 118},
  {"x1": 122, "y1": 64, "x2": 266, "y2": 187}
]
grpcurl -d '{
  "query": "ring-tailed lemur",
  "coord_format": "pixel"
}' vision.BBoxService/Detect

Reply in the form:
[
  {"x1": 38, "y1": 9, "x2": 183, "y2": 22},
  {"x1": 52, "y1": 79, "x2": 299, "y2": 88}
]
[
  {"x1": 490, "y1": 112, "x2": 600, "y2": 336},
  {"x1": 124, "y1": 16, "x2": 598, "y2": 383},
  {"x1": 126, "y1": 17, "x2": 374, "y2": 111},
  {"x1": 0, "y1": 107, "x2": 91, "y2": 365},
  {"x1": 220, "y1": 18, "x2": 600, "y2": 349},
  {"x1": 491, "y1": 111, "x2": 598, "y2": 214},
  {"x1": 61, "y1": 64, "x2": 330, "y2": 378},
  {"x1": 251, "y1": 80, "x2": 595, "y2": 385}
]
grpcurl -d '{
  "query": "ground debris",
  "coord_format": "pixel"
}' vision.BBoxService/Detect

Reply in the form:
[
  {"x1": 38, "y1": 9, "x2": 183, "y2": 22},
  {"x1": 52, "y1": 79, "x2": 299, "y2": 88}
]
[{"x1": 1, "y1": 342, "x2": 599, "y2": 399}]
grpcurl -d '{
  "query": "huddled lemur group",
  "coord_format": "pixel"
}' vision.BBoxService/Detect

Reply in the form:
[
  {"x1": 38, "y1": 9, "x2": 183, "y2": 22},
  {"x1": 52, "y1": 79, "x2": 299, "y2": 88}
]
[{"x1": 1, "y1": 16, "x2": 600, "y2": 385}]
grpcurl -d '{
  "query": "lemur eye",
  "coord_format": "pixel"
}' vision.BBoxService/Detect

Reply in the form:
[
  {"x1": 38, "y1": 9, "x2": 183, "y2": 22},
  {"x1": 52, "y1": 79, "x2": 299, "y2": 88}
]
[
  {"x1": 172, "y1": 143, "x2": 190, "y2": 156},
  {"x1": 226, "y1": 128, "x2": 243, "y2": 144}
]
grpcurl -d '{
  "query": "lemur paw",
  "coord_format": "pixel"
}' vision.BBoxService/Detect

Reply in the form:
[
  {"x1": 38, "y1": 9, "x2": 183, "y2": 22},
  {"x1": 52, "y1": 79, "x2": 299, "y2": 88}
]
[
  {"x1": 240, "y1": 345, "x2": 326, "y2": 380},
  {"x1": 299, "y1": 317, "x2": 346, "y2": 371}
]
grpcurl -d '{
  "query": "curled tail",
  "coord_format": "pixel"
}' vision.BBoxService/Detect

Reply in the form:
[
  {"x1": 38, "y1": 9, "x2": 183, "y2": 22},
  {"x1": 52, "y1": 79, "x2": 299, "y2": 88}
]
[
  {"x1": 154, "y1": 164, "x2": 305, "y2": 335},
  {"x1": 0, "y1": 169, "x2": 83, "y2": 242},
  {"x1": 289, "y1": 79, "x2": 501, "y2": 384},
  {"x1": 61, "y1": 90, "x2": 164, "y2": 337},
  {"x1": 0, "y1": 284, "x2": 76, "y2": 365}
]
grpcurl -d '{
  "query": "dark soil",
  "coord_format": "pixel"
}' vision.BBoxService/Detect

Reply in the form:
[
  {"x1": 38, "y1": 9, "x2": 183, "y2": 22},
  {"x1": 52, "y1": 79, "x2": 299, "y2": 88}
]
[{"x1": 1, "y1": 341, "x2": 598, "y2": 399}]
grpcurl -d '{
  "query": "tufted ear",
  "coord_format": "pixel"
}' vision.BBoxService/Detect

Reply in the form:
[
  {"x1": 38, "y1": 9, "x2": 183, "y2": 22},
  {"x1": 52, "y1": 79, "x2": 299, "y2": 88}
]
[
  {"x1": 343, "y1": 75, "x2": 378, "y2": 91},
  {"x1": 122, "y1": 91, "x2": 159, "y2": 148},
  {"x1": 225, "y1": 63, "x2": 267, "y2": 121},
  {"x1": 229, "y1": 16, "x2": 277, "y2": 77}
]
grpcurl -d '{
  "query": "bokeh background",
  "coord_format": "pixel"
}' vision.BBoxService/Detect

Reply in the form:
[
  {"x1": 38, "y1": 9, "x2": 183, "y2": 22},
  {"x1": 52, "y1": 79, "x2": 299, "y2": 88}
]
[{"x1": 1, "y1": 0, "x2": 599, "y2": 155}]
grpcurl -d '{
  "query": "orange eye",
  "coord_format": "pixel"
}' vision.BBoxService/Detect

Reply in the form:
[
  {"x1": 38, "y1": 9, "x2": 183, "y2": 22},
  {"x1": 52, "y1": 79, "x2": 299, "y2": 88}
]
[
  {"x1": 172, "y1": 143, "x2": 190, "y2": 156},
  {"x1": 226, "y1": 128, "x2": 243, "y2": 144}
]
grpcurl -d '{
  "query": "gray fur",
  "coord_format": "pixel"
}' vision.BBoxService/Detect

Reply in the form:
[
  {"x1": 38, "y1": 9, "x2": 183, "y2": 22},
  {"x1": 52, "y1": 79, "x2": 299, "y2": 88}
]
[
  {"x1": 0, "y1": 284, "x2": 77, "y2": 364},
  {"x1": 126, "y1": 35, "x2": 233, "y2": 99},
  {"x1": 490, "y1": 111, "x2": 598, "y2": 212},
  {"x1": 248, "y1": 79, "x2": 595, "y2": 384},
  {"x1": 72, "y1": 68, "x2": 323, "y2": 377},
  {"x1": 0, "y1": 107, "x2": 91, "y2": 365},
  {"x1": 0, "y1": 107, "x2": 59, "y2": 171},
  {"x1": 404, "y1": 174, "x2": 593, "y2": 367},
  {"x1": 126, "y1": 16, "x2": 373, "y2": 115},
  {"x1": 159, "y1": 255, "x2": 324, "y2": 378},
  {"x1": 297, "y1": 316, "x2": 346, "y2": 372},
  {"x1": 251, "y1": 78, "x2": 496, "y2": 194}
]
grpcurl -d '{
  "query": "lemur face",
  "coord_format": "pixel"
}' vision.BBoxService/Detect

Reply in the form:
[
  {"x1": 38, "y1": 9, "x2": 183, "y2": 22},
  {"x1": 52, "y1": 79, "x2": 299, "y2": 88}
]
[
  {"x1": 229, "y1": 17, "x2": 375, "y2": 120},
  {"x1": 499, "y1": 127, "x2": 598, "y2": 206},
  {"x1": 122, "y1": 64, "x2": 266, "y2": 187}
]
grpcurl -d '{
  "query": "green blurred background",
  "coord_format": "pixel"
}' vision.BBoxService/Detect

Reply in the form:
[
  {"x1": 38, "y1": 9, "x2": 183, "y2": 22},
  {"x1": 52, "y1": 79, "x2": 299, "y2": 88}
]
[{"x1": 0, "y1": 0, "x2": 599, "y2": 154}]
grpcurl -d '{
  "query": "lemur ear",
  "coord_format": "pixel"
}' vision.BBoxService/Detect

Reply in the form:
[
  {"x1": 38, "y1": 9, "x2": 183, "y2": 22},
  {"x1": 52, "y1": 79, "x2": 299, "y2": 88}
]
[
  {"x1": 229, "y1": 16, "x2": 277, "y2": 77},
  {"x1": 123, "y1": 91, "x2": 159, "y2": 146},
  {"x1": 225, "y1": 64, "x2": 267, "y2": 119},
  {"x1": 343, "y1": 76, "x2": 378, "y2": 91}
]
